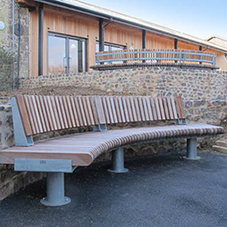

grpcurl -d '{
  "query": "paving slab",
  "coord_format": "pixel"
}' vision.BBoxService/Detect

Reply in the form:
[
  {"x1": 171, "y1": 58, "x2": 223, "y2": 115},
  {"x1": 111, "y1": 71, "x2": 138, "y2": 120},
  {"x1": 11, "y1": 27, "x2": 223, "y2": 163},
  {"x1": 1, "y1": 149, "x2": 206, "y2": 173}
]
[{"x1": 0, "y1": 151, "x2": 227, "y2": 227}]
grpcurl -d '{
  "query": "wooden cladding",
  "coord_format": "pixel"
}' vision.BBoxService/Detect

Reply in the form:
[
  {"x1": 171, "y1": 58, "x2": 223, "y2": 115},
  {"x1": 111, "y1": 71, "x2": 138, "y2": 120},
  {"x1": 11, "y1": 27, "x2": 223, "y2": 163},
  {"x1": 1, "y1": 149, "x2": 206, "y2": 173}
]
[
  {"x1": 15, "y1": 95, "x2": 186, "y2": 136},
  {"x1": 28, "y1": 5, "x2": 225, "y2": 76}
]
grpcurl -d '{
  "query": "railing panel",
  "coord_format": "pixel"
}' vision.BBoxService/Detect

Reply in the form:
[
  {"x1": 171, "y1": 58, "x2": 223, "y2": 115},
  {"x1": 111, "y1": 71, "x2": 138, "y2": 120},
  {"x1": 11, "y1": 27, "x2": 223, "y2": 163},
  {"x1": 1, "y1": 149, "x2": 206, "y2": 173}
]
[{"x1": 95, "y1": 49, "x2": 216, "y2": 67}]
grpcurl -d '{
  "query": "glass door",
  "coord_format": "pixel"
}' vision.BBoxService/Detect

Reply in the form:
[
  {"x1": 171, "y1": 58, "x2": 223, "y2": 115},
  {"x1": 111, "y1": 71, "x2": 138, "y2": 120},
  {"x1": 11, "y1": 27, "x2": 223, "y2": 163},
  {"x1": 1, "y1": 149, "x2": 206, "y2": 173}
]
[
  {"x1": 48, "y1": 33, "x2": 87, "y2": 75},
  {"x1": 69, "y1": 39, "x2": 86, "y2": 73},
  {"x1": 48, "y1": 34, "x2": 66, "y2": 75}
]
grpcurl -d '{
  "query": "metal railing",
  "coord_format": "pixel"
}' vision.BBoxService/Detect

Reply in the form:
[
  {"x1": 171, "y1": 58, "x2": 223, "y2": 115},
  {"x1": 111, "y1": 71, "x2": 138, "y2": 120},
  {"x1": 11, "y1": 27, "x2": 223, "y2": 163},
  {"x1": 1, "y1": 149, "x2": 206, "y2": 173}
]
[{"x1": 95, "y1": 49, "x2": 217, "y2": 66}]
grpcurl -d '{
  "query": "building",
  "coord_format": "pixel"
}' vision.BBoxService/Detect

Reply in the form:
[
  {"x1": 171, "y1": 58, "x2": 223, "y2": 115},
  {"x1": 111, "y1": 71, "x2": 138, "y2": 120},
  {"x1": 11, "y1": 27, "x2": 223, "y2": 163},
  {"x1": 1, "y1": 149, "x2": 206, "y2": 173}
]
[{"x1": 1, "y1": 0, "x2": 227, "y2": 80}]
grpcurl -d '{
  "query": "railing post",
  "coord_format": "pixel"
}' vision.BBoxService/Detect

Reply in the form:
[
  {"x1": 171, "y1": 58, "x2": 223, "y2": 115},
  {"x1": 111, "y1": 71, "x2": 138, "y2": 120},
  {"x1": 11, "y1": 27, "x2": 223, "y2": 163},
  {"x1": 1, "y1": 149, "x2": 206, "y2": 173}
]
[
  {"x1": 183, "y1": 53, "x2": 186, "y2": 63},
  {"x1": 179, "y1": 51, "x2": 182, "y2": 63},
  {"x1": 199, "y1": 46, "x2": 202, "y2": 65},
  {"x1": 174, "y1": 39, "x2": 178, "y2": 63},
  {"x1": 213, "y1": 55, "x2": 216, "y2": 66},
  {"x1": 142, "y1": 30, "x2": 146, "y2": 63}
]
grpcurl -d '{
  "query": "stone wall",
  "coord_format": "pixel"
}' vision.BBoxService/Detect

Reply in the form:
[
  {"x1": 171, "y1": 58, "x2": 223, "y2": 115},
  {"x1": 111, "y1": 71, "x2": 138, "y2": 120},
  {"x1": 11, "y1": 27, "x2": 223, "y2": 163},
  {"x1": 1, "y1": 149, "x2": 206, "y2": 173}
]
[
  {"x1": 18, "y1": 66, "x2": 227, "y2": 156},
  {"x1": 19, "y1": 67, "x2": 227, "y2": 100}
]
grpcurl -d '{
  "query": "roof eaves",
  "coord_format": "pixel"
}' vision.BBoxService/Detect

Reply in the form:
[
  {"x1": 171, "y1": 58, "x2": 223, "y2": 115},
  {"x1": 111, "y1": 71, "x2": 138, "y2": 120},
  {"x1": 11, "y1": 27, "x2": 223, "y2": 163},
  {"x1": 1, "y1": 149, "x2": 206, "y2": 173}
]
[{"x1": 34, "y1": 0, "x2": 227, "y2": 54}]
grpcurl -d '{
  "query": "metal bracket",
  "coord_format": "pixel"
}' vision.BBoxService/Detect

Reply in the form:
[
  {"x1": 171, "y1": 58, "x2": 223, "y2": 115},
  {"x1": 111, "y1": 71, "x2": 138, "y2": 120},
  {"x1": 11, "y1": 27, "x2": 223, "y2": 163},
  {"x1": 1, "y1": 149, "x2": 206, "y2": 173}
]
[
  {"x1": 103, "y1": 18, "x2": 113, "y2": 28},
  {"x1": 14, "y1": 159, "x2": 73, "y2": 173},
  {"x1": 14, "y1": 158, "x2": 75, "y2": 207},
  {"x1": 11, "y1": 97, "x2": 34, "y2": 146},
  {"x1": 177, "y1": 119, "x2": 187, "y2": 125},
  {"x1": 93, "y1": 124, "x2": 108, "y2": 132}
]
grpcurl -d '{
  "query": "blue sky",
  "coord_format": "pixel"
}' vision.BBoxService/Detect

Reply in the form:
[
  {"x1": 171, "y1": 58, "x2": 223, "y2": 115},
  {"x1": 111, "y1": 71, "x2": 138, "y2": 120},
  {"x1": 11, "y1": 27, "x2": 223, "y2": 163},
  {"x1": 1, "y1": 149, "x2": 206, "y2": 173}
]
[{"x1": 81, "y1": 0, "x2": 227, "y2": 40}]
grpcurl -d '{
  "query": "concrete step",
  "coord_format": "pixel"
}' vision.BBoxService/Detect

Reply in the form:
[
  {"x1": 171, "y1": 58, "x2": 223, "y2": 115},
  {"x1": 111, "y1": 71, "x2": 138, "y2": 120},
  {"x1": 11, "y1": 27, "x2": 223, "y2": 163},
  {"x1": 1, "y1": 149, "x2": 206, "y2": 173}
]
[
  {"x1": 212, "y1": 145, "x2": 227, "y2": 154},
  {"x1": 216, "y1": 140, "x2": 227, "y2": 148}
]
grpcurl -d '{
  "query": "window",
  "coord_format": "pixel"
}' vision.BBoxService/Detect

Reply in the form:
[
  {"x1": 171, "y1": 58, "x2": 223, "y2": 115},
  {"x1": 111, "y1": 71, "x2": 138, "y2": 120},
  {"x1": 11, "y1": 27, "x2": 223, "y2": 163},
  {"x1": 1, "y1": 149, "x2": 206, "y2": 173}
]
[
  {"x1": 96, "y1": 42, "x2": 125, "y2": 53},
  {"x1": 96, "y1": 42, "x2": 126, "y2": 64},
  {"x1": 48, "y1": 33, "x2": 87, "y2": 75}
]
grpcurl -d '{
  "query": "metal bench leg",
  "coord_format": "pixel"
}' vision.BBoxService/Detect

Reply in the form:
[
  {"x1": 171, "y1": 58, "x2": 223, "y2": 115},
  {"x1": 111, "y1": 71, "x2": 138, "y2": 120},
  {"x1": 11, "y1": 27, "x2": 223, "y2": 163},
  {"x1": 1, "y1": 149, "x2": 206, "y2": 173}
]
[
  {"x1": 108, "y1": 147, "x2": 129, "y2": 173},
  {"x1": 185, "y1": 138, "x2": 201, "y2": 160},
  {"x1": 40, "y1": 172, "x2": 71, "y2": 206}
]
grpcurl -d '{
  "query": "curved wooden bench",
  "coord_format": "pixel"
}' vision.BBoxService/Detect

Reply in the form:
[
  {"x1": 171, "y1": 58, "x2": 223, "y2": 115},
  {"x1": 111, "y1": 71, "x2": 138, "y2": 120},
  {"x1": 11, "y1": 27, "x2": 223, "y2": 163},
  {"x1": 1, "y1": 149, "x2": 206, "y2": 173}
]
[{"x1": 0, "y1": 95, "x2": 224, "y2": 206}]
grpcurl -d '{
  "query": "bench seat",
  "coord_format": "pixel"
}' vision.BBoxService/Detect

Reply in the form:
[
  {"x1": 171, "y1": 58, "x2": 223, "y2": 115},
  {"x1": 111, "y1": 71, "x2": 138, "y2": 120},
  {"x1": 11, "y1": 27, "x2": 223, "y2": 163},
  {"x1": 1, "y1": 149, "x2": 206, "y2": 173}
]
[{"x1": 0, "y1": 123, "x2": 223, "y2": 166}]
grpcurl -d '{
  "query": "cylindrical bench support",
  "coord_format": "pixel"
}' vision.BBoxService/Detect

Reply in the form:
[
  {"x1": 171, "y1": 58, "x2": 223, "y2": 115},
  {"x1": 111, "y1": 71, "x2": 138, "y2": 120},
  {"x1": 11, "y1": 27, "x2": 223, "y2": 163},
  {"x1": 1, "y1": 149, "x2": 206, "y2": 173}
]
[
  {"x1": 108, "y1": 147, "x2": 128, "y2": 173},
  {"x1": 185, "y1": 138, "x2": 200, "y2": 160},
  {"x1": 40, "y1": 172, "x2": 71, "y2": 206}
]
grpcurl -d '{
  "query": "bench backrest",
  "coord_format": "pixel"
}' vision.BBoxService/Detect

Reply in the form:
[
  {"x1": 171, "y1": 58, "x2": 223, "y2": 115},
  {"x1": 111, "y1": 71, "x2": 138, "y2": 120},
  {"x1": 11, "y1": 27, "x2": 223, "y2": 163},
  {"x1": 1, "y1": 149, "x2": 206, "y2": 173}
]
[
  {"x1": 14, "y1": 95, "x2": 186, "y2": 137},
  {"x1": 15, "y1": 95, "x2": 99, "y2": 136},
  {"x1": 93, "y1": 96, "x2": 186, "y2": 125}
]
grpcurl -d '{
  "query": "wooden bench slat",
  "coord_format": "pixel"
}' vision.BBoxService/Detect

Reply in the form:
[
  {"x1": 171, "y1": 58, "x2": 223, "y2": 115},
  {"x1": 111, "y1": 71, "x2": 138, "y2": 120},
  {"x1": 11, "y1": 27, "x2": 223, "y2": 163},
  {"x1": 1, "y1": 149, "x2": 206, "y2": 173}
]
[
  {"x1": 101, "y1": 96, "x2": 110, "y2": 124},
  {"x1": 126, "y1": 97, "x2": 134, "y2": 122},
  {"x1": 114, "y1": 97, "x2": 122, "y2": 123},
  {"x1": 142, "y1": 97, "x2": 149, "y2": 121},
  {"x1": 162, "y1": 97, "x2": 170, "y2": 120},
  {"x1": 30, "y1": 96, "x2": 41, "y2": 133},
  {"x1": 118, "y1": 97, "x2": 125, "y2": 123},
  {"x1": 171, "y1": 97, "x2": 178, "y2": 119},
  {"x1": 122, "y1": 97, "x2": 130, "y2": 122},
  {"x1": 36, "y1": 96, "x2": 48, "y2": 132},
  {"x1": 26, "y1": 96, "x2": 39, "y2": 134},
  {"x1": 58, "y1": 96, "x2": 68, "y2": 129},
  {"x1": 15, "y1": 95, "x2": 33, "y2": 136},
  {"x1": 158, "y1": 97, "x2": 166, "y2": 120},
  {"x1": 110, "y1": 97, "x2": 118, "y2": 123},
  {"x1": 90, "y1": 97, "x2": 100, "y2": 125},
  {"x1": 130, "y1": 97, "x2": 137, "y2": 122},
  {"x1": 66, "y1": 96, "x2": 76, "y2": 128},
  {"x1": 35, "y1": 95, "x2": 47, "y2": 132},
  {"x1": 54, "y1": 96, "x2": 65, "y2": 129},
  {"x1": 46, "y1": 96, "x2": 57, "y2": 130},
  {"x1": 40, "y1": 96, "x2": 51, "y2": 131},
  {"x1": 81, "y1": 96, "x2": 91, "y2": 126},
  {"x1": 74, "y1": 97, "x2": 83, "y2": 127},
  {"x1": 105, "y1": 97, "x2": 114, "y2": 124},
  {"x1": 64, "y1": 96, "x2": 73, "y2": 128},
  {"x1": 31, "y1": 96, "x2": 44, "y2": 133},
  {"x1": 70, "y1": 96, "x2": 80, "y2": 127},
  {"x1": 47, "y1": 96, "x2": 58, "y2": 130},
  {"x1": 167, "y1": 96, "x2": 174, "y2": 119},
  {"x1": 175, "y1": 96, "x2": 186, "y2": 119},
  {"x1": 134, "y1": 97, "x2": 141, "y2": 121},
  {"x1": 85, "y1": 96, "x2": 95, "y2": 125},
  {"x1": 138, "y1": 97, "x2": 146, "y2": 121},
  {"x1": 78, "y1": 96, "x2": 87, "y2": 126},
  {"x1": 154, "y1": 97, "x2": 162, "y2": 120},
  {"x1": 93, "y1": 96, "x2": 106, "y2": 125},
  {"x1": 51, "y1": 96, "x2": 62, "y2": 130},
  {"x1": 150, "y1": 98, "x2": 157, "y2": 120},
  {"x1": 145, "y1": 97, "x2": 153, "y2": 121}
]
